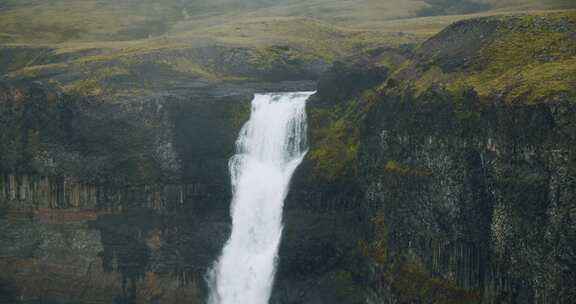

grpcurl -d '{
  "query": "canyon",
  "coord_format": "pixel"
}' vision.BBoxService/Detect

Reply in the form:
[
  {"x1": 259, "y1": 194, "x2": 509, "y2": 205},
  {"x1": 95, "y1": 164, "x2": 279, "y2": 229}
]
[{"x1": 1, "y1": 4, "x2": 575, "y2": 304}]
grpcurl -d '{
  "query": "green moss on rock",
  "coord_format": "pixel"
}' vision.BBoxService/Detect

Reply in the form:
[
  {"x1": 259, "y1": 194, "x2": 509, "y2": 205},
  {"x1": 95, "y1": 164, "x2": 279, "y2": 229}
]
[
  {"x1": 307, "y1": 108, "x2": 359, "y2": 182},
  {"x1": 359, "y1": 213, "x2": 388, "y2": 264},
  {"x1": 384, "y1": 160, "x2": 432, "y2": 177}
]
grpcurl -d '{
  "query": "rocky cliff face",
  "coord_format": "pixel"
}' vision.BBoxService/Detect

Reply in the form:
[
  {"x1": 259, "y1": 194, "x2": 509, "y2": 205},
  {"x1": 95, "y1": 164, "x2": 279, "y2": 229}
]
[
  {"x1": 302, "y1": 11, "x2": 576, "y2": 304},
  {"x1": 0, "y1": 79, "x2": 249, "y2": 303},
  {"x1": 0, "y1": 80, "x2": 251, "y2": 206},
  {"x1": 360, "y1": 92, "x2": 575, "y2": 304},
  {"x1": 0, "y1": 76, "x2": 315, "y2": 303}
]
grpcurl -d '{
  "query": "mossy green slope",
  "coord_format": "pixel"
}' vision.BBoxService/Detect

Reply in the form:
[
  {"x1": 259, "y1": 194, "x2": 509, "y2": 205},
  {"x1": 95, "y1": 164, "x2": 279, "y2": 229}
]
[
  {"x1": 1, "y1": 1, "x2": 574, "y2": 97},
  {"x1": 0, "y1": 0, "x2": 573, "y2": 44},
  {"x1": 309, "y1": 11, "x2": 575, "y2": 181},
  {"x1": 1, "y1": 16, "x2": 419, "y2": 96},
  {"x1": 392, "y1": 11, "x2": 576, "y2": 104}
]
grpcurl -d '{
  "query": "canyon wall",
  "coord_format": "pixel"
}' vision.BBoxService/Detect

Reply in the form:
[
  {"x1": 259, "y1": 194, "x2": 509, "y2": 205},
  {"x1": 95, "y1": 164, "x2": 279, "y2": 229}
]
[
  {"x1": 301, "y1": 11, "x2": 576, "y2": 304},
  {"x1": 0, "y1": 80, "x2": 249, "y2": 303}
]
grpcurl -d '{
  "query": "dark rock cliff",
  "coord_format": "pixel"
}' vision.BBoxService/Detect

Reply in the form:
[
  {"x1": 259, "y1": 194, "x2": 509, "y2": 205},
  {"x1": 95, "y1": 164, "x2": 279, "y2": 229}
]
[
  {"x1": 0, "y1": 77, "x2": 314, "y2": 303},
  {"x1": 0, "y1": 80, "x2": 248, "y2": 208},
  {"x1": 358, "y1": 92, "x2": 576, "y2": 304},
  {"x1": 0, "y1": 79, "x2": 247, "y2": 303},
  {"x1": 301, "y1": 11, "x2": 576, "y2": 304}
]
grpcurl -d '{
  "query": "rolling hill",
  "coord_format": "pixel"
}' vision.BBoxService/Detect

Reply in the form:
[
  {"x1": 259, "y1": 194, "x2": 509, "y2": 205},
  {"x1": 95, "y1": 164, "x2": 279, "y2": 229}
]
[{"x1": 0, "y1": 0, "x2": 574, "y2": 96}]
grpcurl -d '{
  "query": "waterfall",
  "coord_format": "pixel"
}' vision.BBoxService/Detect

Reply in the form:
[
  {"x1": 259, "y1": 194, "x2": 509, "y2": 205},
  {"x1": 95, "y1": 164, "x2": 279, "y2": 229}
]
[{"x1": 208, "y1": 92, "x2": 314, "y2": 304}]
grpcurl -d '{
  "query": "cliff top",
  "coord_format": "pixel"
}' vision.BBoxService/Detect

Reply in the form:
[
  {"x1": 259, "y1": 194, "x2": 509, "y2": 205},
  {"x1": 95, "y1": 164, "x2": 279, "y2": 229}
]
[
  {"x1": 392, "y1": 11, "x2": 576, "y2": 104},
  {"x1": 0, "y1": 1, "x2": 573, "y2": 44},
  {"x1": 1, "y1": 1, "x2": 574, "y2": 98}
]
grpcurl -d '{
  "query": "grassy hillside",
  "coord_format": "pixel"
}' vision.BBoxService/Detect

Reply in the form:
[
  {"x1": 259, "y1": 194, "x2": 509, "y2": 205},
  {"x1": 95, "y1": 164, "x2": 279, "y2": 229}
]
[
  {"x1": 0, "y1": 0, "x2": 573, "y2": 44},
  {"x1": 391, "y1": 10, "x2": 576, "y2": 104},
  {"x1": 0, "y1": 0, "x2": 574, "y2": 96}
]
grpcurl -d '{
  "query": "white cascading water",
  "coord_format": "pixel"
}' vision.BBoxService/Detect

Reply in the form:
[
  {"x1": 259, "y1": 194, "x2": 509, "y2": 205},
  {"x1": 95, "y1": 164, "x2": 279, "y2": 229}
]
[{"x1": 208, "y1": 91, "x2": 314, "y2": 304}]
